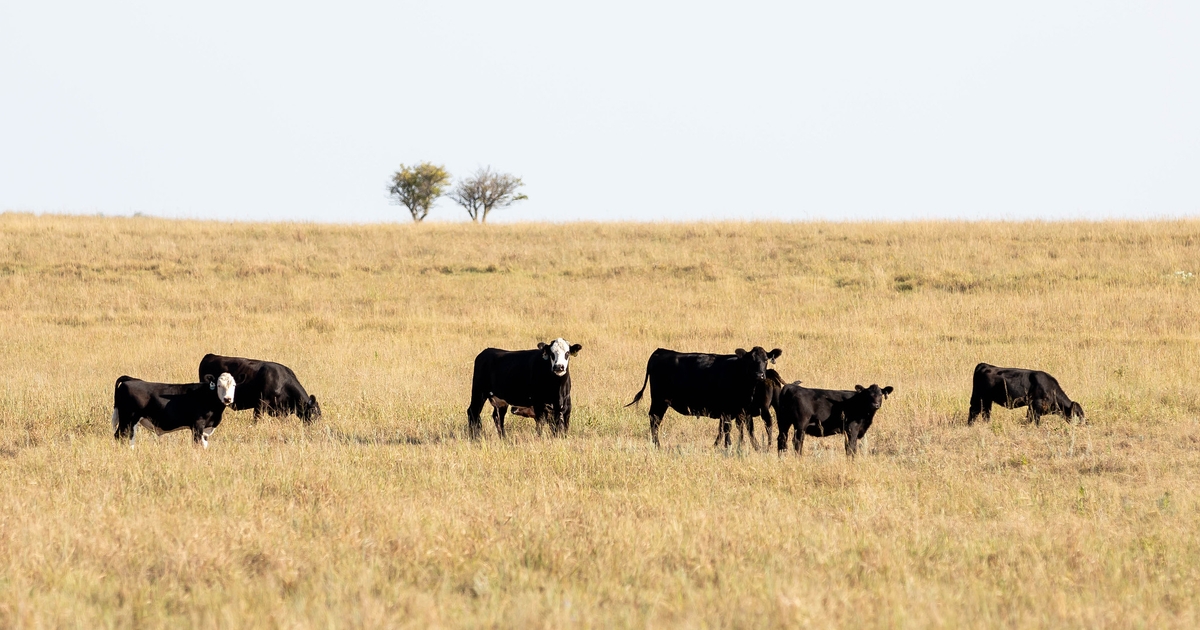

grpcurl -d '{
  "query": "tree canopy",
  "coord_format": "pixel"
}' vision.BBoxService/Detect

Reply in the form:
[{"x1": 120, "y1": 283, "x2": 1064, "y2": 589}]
[
  {"x1": 387, "y1": 163, "x2": 451, "y2": 222},
  {"x1": 447, "y1": 167, "x2": 528, "y2": 223}
]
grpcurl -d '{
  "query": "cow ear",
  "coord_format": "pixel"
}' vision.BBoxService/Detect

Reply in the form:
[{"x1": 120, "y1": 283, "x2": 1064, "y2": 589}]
[
  {"x1": 855, "y1": 384, "x2": 865, "y2": 392},
  {"x1": 204, "y1": 374, "x2": 216, "y2": 389},
  {"x1": 882, "y1": 386, "x2": 894, "y2": 397},
  {"x1": 768, "y1": 348, "x2": 782, "y2": 362},
  {"x1": 569, "y1": 344, "x2": 582, "y2": 356},
  {"x1": 537, "y1": 342, "x2": 547, "y2": 351},
  {"x1": 735, "y1": 348, "x2": 747, "y2": 357}
]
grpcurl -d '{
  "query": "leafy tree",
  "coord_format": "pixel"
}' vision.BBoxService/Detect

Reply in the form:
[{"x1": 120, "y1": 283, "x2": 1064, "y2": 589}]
[
  {"x1": 447, "y1": 167, "x2": 528, "y2": 223},
  {"x1": 388, "y1": 162, "x2": 451, "y2": 222}
]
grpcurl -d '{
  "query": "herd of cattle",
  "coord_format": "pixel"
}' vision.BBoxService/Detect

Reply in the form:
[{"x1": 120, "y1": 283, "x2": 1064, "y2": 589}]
[{"x1": 111, "y1": 339, "x2": 1086, "y2": 454}]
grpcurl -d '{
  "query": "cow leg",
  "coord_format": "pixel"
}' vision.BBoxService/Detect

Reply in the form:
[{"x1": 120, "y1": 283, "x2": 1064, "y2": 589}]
[
  {"x1": 762, "y1": 408, "x2": 775, "y2": 453},
  {"x1": 562, "y1": 405, "x2": 572, "y2": 435},
  {"x1": 492, "y1": 404, "x2": 508, "y2": 439},
  {"x1": 845, "y1": 421, "x2": 862, "y2": 457},
  {"x1": 1026, "y1": 405, "x2": 1041, "y2": 426},
  {"x1": 193, "y1": 425, "x2": 214, "y2": 449},
  {"x1": 648, "y1": 400, "x2": 668, "y2": 448},
  {"x1": 775, "y1": 417, "x2": 789, "y2": 454},
  {"x1": 534, "y1": 406, "x2": 545, "y2": 438},
  {"x1": 550, "y1": 403, "x2": 565, "y2": 437},
  {"x1": 466, "y1": 393, "x2": 487, "y2": 440},
  {"x1": 741, "y1": 414, "x2": 761, "y2": 452},
  {"x1": 114, "y1": 411, "x2": 136, "y2": 447},
  {"x1": 968, "y1": 396, "x2": 983, "y2": 425}
]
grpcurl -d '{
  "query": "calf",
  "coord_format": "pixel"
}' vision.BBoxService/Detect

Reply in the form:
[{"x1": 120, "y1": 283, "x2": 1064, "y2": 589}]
[
  {"x1": 112, "y1": 373, "x2": 237, "y2": 448},
  {"x1": 968, "y1": 363, "x2": 1084, "y2": 425},
  {"x1": 626, "y1": 346, "x2": 782, "y2": 448},
  {"x1": 198, "y1": 354, "x2": 321, "y2": 423},
  {"x1": 467, "y1": 338, "x2": 582, "y2": 439},
  {"x1": 775, "y1": 383, "x2": 894, "y2": 457},
  {"x1": 713, "y1": 369, "x2": 787, "y2": 450}
]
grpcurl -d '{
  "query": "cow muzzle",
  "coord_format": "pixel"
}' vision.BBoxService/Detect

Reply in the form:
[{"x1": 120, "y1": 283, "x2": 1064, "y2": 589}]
[{"x1": 552, "y1": 365, "x2": 567, "y2": 376}]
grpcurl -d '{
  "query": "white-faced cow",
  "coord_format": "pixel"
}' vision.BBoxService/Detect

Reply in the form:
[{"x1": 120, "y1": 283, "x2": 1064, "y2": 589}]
[
  {"x1": 198, "y1": 354, "x2": 321, "y2": 423},
  {"x1": 968, "y1": 363, "x2": 1084, "y2": 425},
  {"x1": 626, "y1": 346, "x2": 783, "y2": 448},
  {"x1": 467, "y1": 338, "x2": 582, "y2": 439},
  {"x1": 775, "y1": 382, "x2": 894, "y2": 457},
  {"x1": 111, "y1": 373, "x2": 238, "y2": 448}
]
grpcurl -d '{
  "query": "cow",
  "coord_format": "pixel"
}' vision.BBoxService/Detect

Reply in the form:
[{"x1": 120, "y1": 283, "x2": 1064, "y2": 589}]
[
  {"x1": 625, "y1": 346, "x2": 783, "y2": 448},
  {"x1": 111, "y1": 372, "x2": 237, "y2": 448},
  {"x1": 712, "y1": 369, "x2": 787, "y2": 450},
  {"x1": 968, "y1": 363, "x2": 1084, "y2": 425},
  {"x1": 467, "y1": 338, "x2": 582, "y2": 439},
  {"x1": 198, "y1": 354, "x2": 321, "y2": 423},
  {"x1": 775, "y1": 383, "x2": 893, "y2": 457}
]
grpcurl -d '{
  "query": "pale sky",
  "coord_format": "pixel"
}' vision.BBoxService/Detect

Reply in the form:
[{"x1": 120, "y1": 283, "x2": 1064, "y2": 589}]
[{"x1": 2, "y1": 1, "x2": 1197, "y2": 223}]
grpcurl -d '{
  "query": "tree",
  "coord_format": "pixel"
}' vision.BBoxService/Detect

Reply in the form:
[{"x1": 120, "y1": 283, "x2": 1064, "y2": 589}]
[
  {"x1": 447, "y1": 167, "x2": 528, "y2": 223},
  {"x1": 388, "y1": 162, "x2": 451, "y2": 222}
]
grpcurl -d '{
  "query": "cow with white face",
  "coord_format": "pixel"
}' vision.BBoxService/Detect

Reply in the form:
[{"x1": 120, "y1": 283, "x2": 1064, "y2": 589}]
[
  {"x1": 112, "y1": 372, "x2": 240, "y2": 449},
  {"x1": 467, "y1": 338, "x2": 583, "y2": 439}
]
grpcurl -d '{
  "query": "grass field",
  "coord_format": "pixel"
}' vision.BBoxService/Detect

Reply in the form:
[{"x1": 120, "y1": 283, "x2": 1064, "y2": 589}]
[{"x1": 1, "y1": 213, "x2": 1198, "y2": 628}]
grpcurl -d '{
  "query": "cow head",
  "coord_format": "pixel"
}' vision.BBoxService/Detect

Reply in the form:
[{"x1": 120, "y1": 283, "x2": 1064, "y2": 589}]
[
  {"x1": 205, "y1": 372, "x2": 237, "y2": 405},
  {"x1": 303, "y1": 395, "x2": 322, "y2": 423},
  {"x1": 734, "y1": 347, "x2": 783, "y2": 381},
  {"x1": 1070, "y1": 401, "x2": 1085, "y2": 421},
  {"x1": 539, "y1": 338, "x2": 582, "y2": 377},
  {"x1": 854, "y1": 384, "x2": 894, "y2": 410}
]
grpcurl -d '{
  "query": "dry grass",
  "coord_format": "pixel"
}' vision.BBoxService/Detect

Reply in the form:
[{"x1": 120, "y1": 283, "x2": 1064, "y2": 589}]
[{"x1": 1, "y1": 213, "x2": 1198, "y2": 628}]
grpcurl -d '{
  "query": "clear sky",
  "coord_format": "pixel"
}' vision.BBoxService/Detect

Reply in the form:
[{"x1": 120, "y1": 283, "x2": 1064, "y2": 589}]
[{"x1": 2, "y1": 1, "x2": 1197, "y2": 223}]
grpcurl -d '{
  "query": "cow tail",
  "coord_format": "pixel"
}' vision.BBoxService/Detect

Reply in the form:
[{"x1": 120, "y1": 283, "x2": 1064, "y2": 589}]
[
  {"x1": 625, "y1": 364, "x2": 651, "y2": 408},
  {"x1": 112, "y1": 376, "x2": 134, "y2": 434},
  {"x1": 114, "y1": 375, "x2": 135, "y2": 398}
]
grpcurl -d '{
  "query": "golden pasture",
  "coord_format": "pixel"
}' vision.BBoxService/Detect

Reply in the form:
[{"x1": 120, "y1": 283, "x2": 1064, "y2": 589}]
[{"x1": 0, "y1": 213, "x2": 1198, "y2": 628}]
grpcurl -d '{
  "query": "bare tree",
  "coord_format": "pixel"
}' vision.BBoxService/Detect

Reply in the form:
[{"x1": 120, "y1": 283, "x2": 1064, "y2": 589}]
[
  {"x1": 447, "y1": 167, "x2": 528, "y2": 223},
  {"x1": 387, "y1": 162, "x2": 451, "y2": 222}
]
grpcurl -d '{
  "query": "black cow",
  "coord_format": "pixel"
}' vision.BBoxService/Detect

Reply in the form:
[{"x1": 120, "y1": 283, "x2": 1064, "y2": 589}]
[
  {"x1": 198, "y1": 354, "x2": 321, "y2": 423},
  {"x1": 775, "y1": 383, "x2": 894, "y2": 456},
  {"x1": 712, "y1": 369, "x2": 787, "y2": 450},
  {"x1": 626, "y1": 346, "x2": 783, "y2": 448},
  {"x1": 968, "y1": 363, "x2": 1084, "y2": 425},
  {"x1": 467, "y1": 338, "x2": 582, "y2": 439},
  {"x1": 112, "y1": 372, "x2": 237, "y2": 448}
]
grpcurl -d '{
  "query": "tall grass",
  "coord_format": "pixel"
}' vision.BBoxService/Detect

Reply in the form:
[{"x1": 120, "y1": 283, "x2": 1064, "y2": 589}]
[{"x1": 1, "y1": 213, "x2": 1198, "y2": 627}]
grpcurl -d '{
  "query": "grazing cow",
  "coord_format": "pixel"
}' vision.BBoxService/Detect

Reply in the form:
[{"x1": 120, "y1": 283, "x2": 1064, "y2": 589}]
[
  {"x1": 626, "y1": 346, "x2": 783, "y2": 448},
  {"x1": 112, "y1": 373, "x2": 237, "y2": 448},
  {"x1": 467, "y1": 338, "x2": 582, "y2": 439},
  {"x1": 198, "y1": 354, "x2": 321, "y2": 423},
  {"x1": 968, "y1": 363, "x2": 1084, "y2": 425},
  {"x1": 775, "y1": 383, "x2": 893, "y2": 457},
  {"x1": 712, "y1": 369, "x2": 787, "y2": 450}
]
